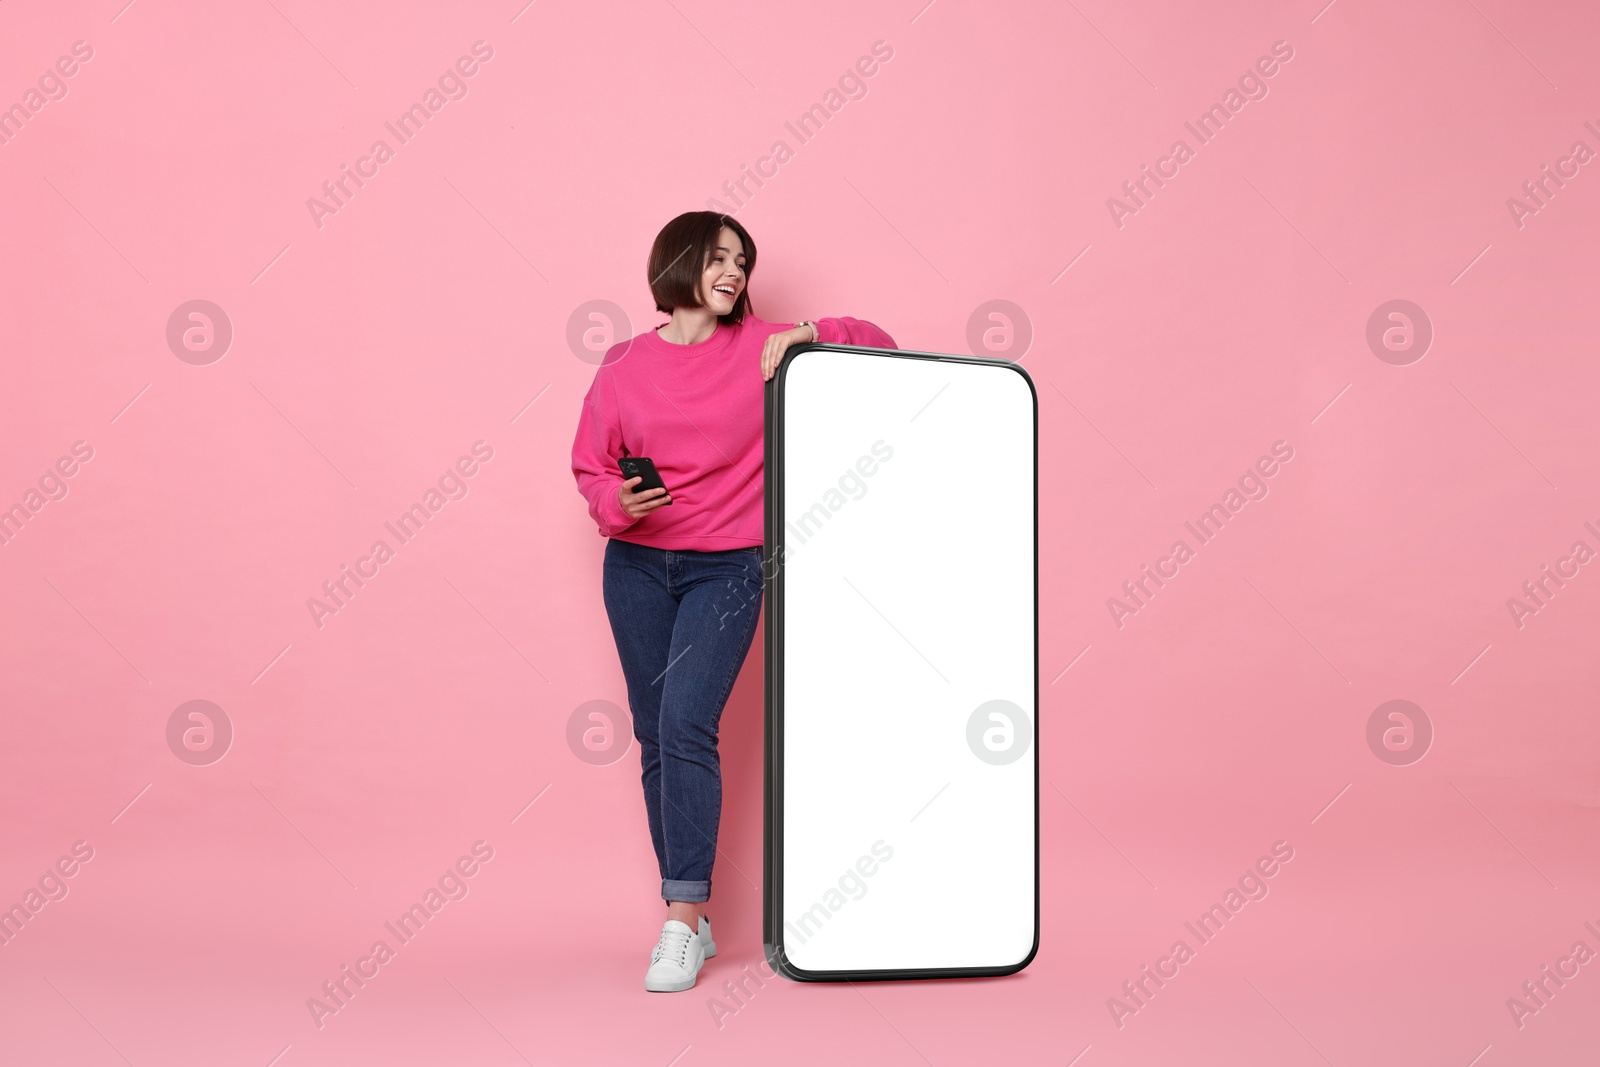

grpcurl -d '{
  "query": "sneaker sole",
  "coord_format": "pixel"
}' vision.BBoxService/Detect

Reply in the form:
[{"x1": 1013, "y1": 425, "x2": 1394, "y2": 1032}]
[{"x1": 645, "y1": 966, "x2": 702, "y2": 993}]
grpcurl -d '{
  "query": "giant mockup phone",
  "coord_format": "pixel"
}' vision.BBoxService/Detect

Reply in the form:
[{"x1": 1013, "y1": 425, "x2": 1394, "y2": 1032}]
[{"x1": 763, "y1": 341, "x2": 1038, "y2": 981}]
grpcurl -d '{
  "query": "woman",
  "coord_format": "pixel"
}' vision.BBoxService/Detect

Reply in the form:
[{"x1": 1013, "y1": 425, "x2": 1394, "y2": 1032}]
[{"x1": 570, "y1": 210, "x2": 896, "y2": 992}]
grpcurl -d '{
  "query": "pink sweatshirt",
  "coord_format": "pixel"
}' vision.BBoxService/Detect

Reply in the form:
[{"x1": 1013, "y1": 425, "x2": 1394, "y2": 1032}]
[{"x1": 571, "y1": 314, "x2": 897, "y2": 550}]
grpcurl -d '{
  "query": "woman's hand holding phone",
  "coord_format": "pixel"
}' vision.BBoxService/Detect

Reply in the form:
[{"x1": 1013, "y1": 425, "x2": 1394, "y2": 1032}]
[{"x1": 619, "y1": 476, "x2": 671, "y2": 519}]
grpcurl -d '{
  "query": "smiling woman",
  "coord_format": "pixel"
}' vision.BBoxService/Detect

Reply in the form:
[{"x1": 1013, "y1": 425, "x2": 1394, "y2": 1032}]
[{"x1": 569, "y1": 210, "x2": 896, "y2": 993}]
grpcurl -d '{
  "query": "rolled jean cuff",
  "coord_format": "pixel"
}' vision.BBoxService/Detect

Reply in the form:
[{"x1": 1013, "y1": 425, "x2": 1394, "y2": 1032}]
[{"x1": 662, "y1": 878, "x2": 710, "y2": 904}]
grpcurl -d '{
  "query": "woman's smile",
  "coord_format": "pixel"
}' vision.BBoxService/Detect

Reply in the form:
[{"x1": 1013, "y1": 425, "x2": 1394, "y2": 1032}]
[{"x1": 701, "y1": 232, "x2": 746, "y2": 313}]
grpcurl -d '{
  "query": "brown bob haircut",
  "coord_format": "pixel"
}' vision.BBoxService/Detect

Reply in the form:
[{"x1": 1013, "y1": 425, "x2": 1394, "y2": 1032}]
[{"x1": 647, "y1": 211, "x2": 757, "y2": 324}]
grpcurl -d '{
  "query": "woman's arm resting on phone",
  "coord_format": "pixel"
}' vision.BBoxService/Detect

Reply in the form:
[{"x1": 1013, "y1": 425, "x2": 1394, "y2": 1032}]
[{"x1": 761, "y1": 316, "x2": 898, "y2": 380}]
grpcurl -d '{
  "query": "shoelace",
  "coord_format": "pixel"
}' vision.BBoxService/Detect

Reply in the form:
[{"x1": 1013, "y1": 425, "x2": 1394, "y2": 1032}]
[{"x1": 652, "y1": 928, "x2": 693, "y2": 966}]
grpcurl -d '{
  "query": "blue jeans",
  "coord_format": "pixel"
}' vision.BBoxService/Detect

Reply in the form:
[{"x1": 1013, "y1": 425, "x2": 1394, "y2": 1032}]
[{"x1": 602, "y1": 538, "x2": 764, "y2": 904}]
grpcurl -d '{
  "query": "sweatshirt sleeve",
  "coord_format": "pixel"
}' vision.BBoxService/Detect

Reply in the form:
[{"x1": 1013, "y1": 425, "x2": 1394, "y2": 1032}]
[
  {"x1": 571, "y1": 368, "x2": 639, "y2": 538},
  {"x1": 813, "y1": 316, "x2": 898, "y2": 350}
]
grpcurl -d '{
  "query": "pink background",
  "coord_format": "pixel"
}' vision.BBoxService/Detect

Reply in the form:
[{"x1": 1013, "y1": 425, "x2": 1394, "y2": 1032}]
[{"x1": 3, "y1": 0, "x2": 1599, "y2": 1064}]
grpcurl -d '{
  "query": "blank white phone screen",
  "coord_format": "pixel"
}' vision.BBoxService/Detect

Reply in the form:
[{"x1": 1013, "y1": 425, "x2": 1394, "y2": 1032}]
[{"x1": 777, "y1": 348, "x2": 1036, "y2": 974}]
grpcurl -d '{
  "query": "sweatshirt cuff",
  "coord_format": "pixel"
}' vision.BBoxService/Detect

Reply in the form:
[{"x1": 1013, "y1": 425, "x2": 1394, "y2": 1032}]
[{"x1": 599, "y1": 480, "x2": 638, "y2": 533}]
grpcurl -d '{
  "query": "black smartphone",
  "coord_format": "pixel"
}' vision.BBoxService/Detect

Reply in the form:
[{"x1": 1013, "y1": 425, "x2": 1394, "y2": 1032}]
[{"x1": 619, "y1": 456, "x2": 671, "y2": 505}]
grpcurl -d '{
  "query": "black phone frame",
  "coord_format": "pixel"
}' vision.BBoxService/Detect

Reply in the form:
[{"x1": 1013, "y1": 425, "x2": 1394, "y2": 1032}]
[{"x1": 762, "y1": 340, "x2": 1040, "y2": 982}]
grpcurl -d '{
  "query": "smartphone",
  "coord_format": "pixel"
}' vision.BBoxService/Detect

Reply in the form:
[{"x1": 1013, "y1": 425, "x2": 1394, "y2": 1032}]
[{"x1": 619, "y1": 456, "x2": 671, "y2": 505}]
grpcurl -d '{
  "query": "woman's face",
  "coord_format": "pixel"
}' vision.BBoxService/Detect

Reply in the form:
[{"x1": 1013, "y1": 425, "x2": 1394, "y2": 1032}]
[{"x1": 698, "y1": 226, "x2": 746, "y2": 316}]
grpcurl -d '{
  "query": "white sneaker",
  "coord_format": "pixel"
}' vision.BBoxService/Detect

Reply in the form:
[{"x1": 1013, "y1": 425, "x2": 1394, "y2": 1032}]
[
  {"x1": 645, "y1": 919, "x2": 705, "y2": 992},
  {"x1": 699, "y1": 915, "x2": 716, "y2": 958}
]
